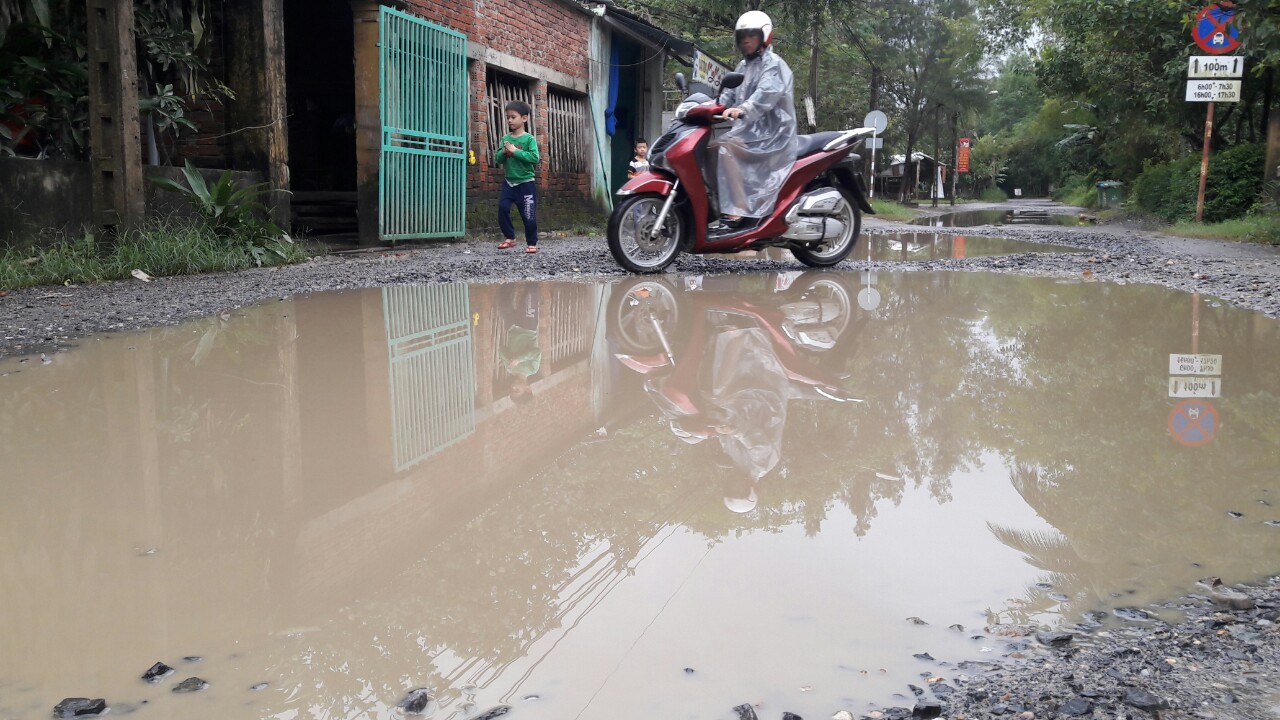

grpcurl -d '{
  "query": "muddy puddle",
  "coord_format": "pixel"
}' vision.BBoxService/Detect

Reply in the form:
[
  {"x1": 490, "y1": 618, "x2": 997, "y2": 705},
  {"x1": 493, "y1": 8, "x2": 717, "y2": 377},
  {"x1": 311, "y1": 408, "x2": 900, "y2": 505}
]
[
  {"x1": 2, "y1": 274, "x2": 1278, "y2": 720},
  {"x1": 911, "y1": 208, "x2": 1084, "y2": 228},
  {"x1": 725, "y1": 233, "x2": 1078, "y2": 263}
]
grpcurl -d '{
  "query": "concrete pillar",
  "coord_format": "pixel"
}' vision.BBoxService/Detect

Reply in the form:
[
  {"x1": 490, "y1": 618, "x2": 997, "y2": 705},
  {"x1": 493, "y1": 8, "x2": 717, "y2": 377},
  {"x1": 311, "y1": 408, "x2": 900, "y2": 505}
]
[
  {"x1": 352, "y1": 1, "x2": 381, "y2": 247},
  {"x1": 225, "y1": 0, "x2": 291, "y2": 229},
  {"x1": 86, "y1": 0, "x2": 145, "y2": 233}
]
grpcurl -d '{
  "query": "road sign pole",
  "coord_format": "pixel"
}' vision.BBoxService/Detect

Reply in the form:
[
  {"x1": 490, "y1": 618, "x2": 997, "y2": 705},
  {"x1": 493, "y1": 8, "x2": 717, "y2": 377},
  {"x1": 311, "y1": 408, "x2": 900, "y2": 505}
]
[
  {"x1": 1192, "y1": 292, "x2": 1201, "y2": 355},
  {"x1": 1195, "y1": 101, "x2": 1215, "y2": 223},
  {"x1": 869, "y1": 131, "x2": 876, "y2": 199}
]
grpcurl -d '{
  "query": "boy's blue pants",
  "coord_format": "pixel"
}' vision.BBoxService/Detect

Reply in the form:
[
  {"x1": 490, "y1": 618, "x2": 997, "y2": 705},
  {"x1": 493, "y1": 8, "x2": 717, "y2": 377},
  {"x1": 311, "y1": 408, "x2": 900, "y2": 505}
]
[{"x1": 499, "y1": 181, "x2": 538, "y2": 246}]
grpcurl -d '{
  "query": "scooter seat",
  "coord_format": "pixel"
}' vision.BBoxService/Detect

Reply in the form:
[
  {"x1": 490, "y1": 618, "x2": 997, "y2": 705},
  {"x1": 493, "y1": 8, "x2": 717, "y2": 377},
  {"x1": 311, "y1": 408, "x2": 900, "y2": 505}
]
[{"x1": 795, "y1": 131, "x2": 845, "y2": 158}]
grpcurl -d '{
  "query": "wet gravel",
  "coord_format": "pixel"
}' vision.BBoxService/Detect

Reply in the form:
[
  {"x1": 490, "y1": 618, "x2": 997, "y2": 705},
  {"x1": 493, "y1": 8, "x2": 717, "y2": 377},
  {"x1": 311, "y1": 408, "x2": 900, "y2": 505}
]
[
  {"x1": 821, "y1": 576, "x2": 1280, "y2": 720},
  {"x1": 3, "y1": 203, "x2": 1280, "y2": 719}
]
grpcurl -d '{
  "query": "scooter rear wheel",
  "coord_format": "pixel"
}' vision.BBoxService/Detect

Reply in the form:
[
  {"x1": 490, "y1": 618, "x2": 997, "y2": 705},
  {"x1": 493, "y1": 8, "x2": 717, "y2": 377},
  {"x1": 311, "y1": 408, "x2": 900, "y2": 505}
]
[
  {"x1": 791, "y1": 186, "x2": 862, "y2": 268},
  {"x1": 608, "y1": 193, "x2": 687, "y2": 273}
]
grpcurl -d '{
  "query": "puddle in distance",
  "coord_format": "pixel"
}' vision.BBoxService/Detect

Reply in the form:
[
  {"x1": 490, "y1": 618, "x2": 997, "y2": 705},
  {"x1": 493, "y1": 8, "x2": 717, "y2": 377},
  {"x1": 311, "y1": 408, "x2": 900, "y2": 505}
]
[
  {"x1": 910, "y1": 209, "x2": 1085, "y2": 228},
  {"x1": 729, "y1": 233, "x2": 1078, "y2": 263},
  {"x1": 2, "y1": 273, "x2": 1279, "y2": 720}
]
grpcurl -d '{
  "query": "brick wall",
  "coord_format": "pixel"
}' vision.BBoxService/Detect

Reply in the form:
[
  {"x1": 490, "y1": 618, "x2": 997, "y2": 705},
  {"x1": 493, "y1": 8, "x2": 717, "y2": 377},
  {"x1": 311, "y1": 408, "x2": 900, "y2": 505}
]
[
  {"x1": 411, "y1": 0, "x2": 602, "y2": 230},
  {"x1": 474, "y1": 0, "x2": 590, "y2": 80}
]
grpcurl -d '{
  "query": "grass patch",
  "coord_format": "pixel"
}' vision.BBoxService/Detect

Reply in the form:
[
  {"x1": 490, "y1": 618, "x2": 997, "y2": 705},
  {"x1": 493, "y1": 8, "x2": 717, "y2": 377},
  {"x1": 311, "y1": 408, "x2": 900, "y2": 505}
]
[
  {"x1": 1164, "y1": 214, "x2": 1280, "y2": 244},
  {"x1": 0, "y1": 218, "x2": 310, "y2": 291},
  {"x1": 979, "y1": 188, "x2": 1009, "y2": 203},
  {"x1": 868, "y1": 198, "x2": 920, "y2": 221}
]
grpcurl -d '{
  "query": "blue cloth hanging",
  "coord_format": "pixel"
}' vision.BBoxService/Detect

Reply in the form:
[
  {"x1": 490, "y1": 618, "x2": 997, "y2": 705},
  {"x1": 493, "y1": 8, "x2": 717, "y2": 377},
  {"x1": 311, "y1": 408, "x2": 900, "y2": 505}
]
[{"x1": 605, "y1": 43, "x2": 620, "y2": 136}]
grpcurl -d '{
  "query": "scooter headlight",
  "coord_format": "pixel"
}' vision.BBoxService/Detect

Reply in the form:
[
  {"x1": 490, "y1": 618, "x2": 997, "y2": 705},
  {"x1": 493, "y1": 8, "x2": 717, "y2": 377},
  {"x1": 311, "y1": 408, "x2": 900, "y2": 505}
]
[{"x1": 674, "y1": 101, "x2": 697, "y2": 120}]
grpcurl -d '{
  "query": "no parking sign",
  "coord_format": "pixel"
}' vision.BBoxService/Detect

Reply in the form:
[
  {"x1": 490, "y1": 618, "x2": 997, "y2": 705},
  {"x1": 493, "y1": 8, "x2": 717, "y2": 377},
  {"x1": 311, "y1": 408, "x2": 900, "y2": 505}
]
[{"x1": 1168, "y1": 399, "x2": 1219, "y2": 447}]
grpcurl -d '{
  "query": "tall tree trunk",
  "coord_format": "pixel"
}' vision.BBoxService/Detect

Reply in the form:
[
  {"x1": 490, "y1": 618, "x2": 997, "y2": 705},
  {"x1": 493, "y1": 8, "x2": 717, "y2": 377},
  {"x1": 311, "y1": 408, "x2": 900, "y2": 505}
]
[
  {"x1": 806, "y1": 7, "x2": 821, "y2": 131},
  {"x1": 869, "y1": 66, "x2": 880, "y2": 112}
]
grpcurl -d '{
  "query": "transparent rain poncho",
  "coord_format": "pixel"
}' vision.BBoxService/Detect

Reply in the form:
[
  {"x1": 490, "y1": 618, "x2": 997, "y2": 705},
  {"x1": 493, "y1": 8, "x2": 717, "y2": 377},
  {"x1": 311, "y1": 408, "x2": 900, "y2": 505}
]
[{"x1": 714, "y1": 48, "x2": 799, "y2": 219}]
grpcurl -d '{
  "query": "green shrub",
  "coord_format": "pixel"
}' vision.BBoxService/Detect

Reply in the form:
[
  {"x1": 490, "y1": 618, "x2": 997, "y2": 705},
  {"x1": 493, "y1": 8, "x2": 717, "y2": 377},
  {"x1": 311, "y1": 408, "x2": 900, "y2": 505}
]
[
  {"x1": 0, "y1": 219, "x2": 308, "y2": 291},
  {"x1": 1131, "y1": 145, "x2": 1264, "y2": 223},
  {"x1": 980, "y1": 188, "x2": 1008, "y2": 202}
]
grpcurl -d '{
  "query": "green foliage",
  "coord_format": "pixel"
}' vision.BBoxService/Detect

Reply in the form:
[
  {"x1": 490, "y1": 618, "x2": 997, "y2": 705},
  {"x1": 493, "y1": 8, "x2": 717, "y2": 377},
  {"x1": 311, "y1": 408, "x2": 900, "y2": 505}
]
[
  {"x1": 868, "y1": 197, "x2": 920, "y2": 221},
  {"x1": 0, "y1": 218, "x2": 308, "y2": 290},
  {"x1": 151, "y1": 160, "x2": 293, "y2": 265},
  {"x1": 1168, "y1": 214, "x2": 1280, "y2": 244},
  {"x1": 0, "y1": 0, "x2": 224, "y2": 160},
  {"x1": 1049, "y1": 173, "x2": 1098, "y2": 208},
  {"x1": 1132, "y1": 145, "x2": 1265, "y2": 223},
  {"x1": 979, "y1": 187, "x2": 1008, "y2": 202},
  {"x1": 0, "y1": 16, "x2": 88, "y2": 159}
]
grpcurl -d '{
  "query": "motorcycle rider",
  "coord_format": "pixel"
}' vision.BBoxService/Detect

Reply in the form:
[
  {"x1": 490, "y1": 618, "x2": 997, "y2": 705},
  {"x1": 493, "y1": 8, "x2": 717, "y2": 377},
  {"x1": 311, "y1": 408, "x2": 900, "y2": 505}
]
[{"x1": 712, "y1": 10, "x2": 799, "y2": 231}]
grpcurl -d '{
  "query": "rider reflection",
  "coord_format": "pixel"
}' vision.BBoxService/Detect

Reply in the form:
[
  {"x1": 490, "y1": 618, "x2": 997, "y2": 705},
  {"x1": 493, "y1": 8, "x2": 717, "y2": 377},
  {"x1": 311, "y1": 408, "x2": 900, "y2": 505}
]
[{"x1": 669, "y1": 323, "x2": 788, "y2": 511}]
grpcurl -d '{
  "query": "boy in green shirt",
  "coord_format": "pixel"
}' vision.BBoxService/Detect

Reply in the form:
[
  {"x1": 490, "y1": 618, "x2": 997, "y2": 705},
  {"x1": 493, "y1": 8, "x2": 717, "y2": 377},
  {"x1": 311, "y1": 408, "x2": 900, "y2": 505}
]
[{"x1": 495, "y1": 101, "x2": 542, "y2": 253}]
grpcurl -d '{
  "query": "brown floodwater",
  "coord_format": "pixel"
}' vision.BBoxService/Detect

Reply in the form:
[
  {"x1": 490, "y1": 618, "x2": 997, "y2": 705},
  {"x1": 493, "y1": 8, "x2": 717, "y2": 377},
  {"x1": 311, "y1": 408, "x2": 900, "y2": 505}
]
[
  {"x1": 2, "y1": 273, "x2": 1278, "y2": 720},
  {"x1": 728, "y1": 233, "x2": 1079, "y2": 263}
]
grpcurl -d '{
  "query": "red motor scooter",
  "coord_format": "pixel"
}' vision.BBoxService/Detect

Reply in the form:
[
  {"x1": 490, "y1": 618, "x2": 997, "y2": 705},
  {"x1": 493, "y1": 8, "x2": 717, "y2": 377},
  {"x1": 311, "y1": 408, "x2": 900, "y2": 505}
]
[{"x1": 607, "y1": 72, "x2": 877, "y2": 274}]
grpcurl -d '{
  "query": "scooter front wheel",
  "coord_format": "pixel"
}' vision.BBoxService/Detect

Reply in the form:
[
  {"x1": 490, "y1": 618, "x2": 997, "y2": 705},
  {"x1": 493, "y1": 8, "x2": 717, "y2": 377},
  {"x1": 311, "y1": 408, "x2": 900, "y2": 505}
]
[{"x1": 608, "y1": 193, "x2": 688, "y2": 273}]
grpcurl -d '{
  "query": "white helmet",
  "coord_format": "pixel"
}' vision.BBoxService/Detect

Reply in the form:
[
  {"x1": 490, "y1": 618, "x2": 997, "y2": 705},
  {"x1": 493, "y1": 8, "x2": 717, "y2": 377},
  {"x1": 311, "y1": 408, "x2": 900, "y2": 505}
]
[{"x1": 735, "y1": 10, "x2": 774, "y2": 52}]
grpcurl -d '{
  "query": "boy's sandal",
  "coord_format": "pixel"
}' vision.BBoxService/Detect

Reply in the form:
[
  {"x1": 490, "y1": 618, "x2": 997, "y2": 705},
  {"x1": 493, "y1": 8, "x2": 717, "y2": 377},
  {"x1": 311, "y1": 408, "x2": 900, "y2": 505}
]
[
  {"x1": 525, "y1": 246, "x2": 539, "y2": 254},
  {"x1": 497, "y1": 240, "x2": 515, "y2": 249}
]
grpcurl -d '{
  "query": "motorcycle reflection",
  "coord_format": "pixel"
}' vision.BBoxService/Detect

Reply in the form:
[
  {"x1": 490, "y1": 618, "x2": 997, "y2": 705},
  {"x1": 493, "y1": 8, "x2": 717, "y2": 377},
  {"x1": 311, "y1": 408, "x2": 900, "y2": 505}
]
[{"x1": 607, "y1": 272, "x2": 863, "y2": 512}]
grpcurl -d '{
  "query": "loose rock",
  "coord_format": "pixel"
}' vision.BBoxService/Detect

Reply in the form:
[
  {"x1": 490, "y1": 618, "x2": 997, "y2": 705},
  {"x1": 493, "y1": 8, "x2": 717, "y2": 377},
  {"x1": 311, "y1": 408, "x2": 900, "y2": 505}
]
[
  {"x1": 171, "y1": 677, "x2": 209, "y2": 693},
  {"x1": 52, "y1": 698, "x2": 107, "y2": 718},
  {"x1": 733, "y1": 703, "x2": 759, "y2": 720},
  {"x1": 141, "y1": 661, "x2": 174, "y2": 683},
  {"x1": 1059, "y1": 697, "x2": 1091, "y2": 716},
  {"x1": 1123, "y1": 688, "x2": 1166, "y2": 712},
  {"x1": 396, "y1": 688, "x2": 433, "y2": 714}
]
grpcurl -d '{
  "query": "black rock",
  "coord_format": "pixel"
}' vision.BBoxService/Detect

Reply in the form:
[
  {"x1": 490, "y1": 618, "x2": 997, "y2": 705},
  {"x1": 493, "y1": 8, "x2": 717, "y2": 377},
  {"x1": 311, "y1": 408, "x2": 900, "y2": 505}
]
[
  {"x1": 733, "y1": 703, "x2": 758, "y2": 720},
  {"x1": 782, "y1": 714, "x2": 803, "y2": 720},
  {"x1": 1113, "y1": 607, "x2": 1154, "y2": 621},
  {"x1": 171, "y1": 677, "x2": 208, "y2": 693},
  {"x1": 249, "y1": 682, "x2": 269, "y2": 691},
  {"x1": 141, "y1": 662, "x2": 174, "y2": 683},
  {"x1": 912, "y1": 652, "x2": 935, "y2": 661},
  {"x1": 912, "y1": 700, "x2": 943, "y2": 718},
  {"x1": 473, "y1": 706, "x2": 511, "y2": 720},
  {"x1": 1060, "y1": 697, "x2": 1092, "y2": 716},
  {"x1": 948, "y1": 624, "x2": 965, "y2": 632},
  {"x1": 52, "y1": 698, "x2": 107, "y2": 718},
  {"x1": 1036, "y1": 631, "x2": 1074, "y2": 647},
  {"x1": 182, "y1": 656, "x2": 202, "y2": 662},
  {"x1": 989, "y1": 703, "x2": 1011, "y2": 715},
  {"x1": 930, "y1": 683, "x2": 956, "y2": 697},
  {"x1": 1123, "y1": 688, "x2": 1166, "y2": 712},
  {"x1": 908, "y1": 684, "x2": 925, "y2": 696},
  {"x1": 397, "y1": 688, "x2": 433, "y2": 714},
  {"x1": 884, "y1": 709, "x2": 912, "y2": 720},
  {"x1": 1227, "y1": 511, "x2": 1243, "y2": 518},
  {"x1": 683, "y1": 667, "x2": 695, "y2": 674}
]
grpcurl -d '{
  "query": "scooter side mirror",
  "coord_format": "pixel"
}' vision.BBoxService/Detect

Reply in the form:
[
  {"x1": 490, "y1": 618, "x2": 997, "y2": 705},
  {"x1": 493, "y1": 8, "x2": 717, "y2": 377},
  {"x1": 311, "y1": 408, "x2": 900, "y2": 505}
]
[
  {"x1": 674, "y1": 72, "x2": 688, "y2": 93},
  {"x1": 720, "y1": 73, "x2": 744, "y2": 91}
]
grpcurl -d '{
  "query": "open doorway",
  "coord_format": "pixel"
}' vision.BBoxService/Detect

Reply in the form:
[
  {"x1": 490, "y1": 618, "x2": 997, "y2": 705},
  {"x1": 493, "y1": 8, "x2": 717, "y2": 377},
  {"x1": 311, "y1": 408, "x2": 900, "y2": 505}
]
[
  {"x1": 284, "y1": 0, "x2": 356, "y2": 237},
  {"x1": 609, "y1": 38, "x2": 644, "y2": 195}
]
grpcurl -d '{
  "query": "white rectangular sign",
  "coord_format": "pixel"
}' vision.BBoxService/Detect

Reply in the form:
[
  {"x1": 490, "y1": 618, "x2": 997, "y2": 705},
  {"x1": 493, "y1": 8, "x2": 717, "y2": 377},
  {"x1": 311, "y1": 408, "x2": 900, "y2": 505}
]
[
  {"x1": 1169, "y1": 353, "x2": 1222, "y2": 375},
  {"x1": 1169, "y1": 376, "x2": 1222, "y2": 398},
  {"x1": 864, "y1": 137, "x2": 883, "y2": 149},
  {"x1": 1188, "y1": 56, "x2": 1244, "y2": 79},
  {"x1": 692, "y1": 50, "x2": 730, "y2": 88},
  {"x1": 1186, "y1": 80, "x2": 1242, "y2": 103}
]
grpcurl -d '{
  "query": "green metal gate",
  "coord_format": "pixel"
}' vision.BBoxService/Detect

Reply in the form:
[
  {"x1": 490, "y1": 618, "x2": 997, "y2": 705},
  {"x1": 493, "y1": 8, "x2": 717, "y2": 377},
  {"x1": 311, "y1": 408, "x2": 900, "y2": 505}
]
[
  {"x1": 383, "y1": 285, "x2": 475, "y2": 472},
  {"x1": 379, "y1": 8, "x2": 468, "y2": 240}
]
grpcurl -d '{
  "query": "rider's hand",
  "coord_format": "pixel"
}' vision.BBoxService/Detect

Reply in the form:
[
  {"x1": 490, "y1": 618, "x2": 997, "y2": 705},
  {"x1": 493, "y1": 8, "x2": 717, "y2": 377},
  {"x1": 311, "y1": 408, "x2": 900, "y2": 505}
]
[{"x1": 723, "y1": 107, "x2": 745, "y2": 120}]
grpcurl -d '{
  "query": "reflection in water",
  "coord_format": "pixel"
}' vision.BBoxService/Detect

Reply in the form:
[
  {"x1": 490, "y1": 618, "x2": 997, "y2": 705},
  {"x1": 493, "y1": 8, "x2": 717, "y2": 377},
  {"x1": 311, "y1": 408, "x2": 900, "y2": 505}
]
[
  {"x1": 1, "y1": 275, "x2": 1278, "y2": 720},
  {"x1": 910, "y1": 209, "x2": 1083, "y2": 228},
  {"x1": 740, "y1": 233, "x2": 1078, "y2": 263}
]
